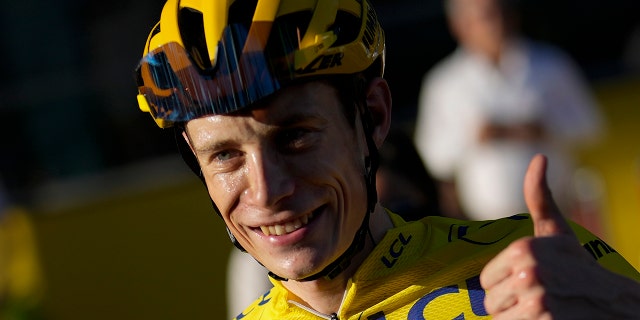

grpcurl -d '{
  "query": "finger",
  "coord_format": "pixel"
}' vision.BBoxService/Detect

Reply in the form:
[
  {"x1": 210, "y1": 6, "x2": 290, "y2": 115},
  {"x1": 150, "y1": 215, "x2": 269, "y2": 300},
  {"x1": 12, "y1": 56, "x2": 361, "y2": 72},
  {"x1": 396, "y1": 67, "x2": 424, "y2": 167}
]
[
  {"x1": 480, "y1": 237, "x2": 534, "y2": 289},
  {"x1": 523, "y1": 154, "x2": 574, "y2": 237},
  {"x1": 489, "y1": 286, "x2": 549, "y2": 320},
  {"x1": 484, "y1": 290, "x2": 517, "y2": 315},
  {"x1": 483, "y1": 271, "x2": 523, "y2": 314}
]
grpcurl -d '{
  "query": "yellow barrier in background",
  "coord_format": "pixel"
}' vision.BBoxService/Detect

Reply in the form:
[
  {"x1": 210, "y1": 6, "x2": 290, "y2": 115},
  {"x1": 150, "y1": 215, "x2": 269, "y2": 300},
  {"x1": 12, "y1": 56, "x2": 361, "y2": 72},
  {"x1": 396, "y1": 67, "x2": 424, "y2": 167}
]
[
  {"x1": 578, "y1": 75, "x2": 640, "y2": 270},
  {"x1": 29, "y1": 158, "x2": 234, "y2": 319}
]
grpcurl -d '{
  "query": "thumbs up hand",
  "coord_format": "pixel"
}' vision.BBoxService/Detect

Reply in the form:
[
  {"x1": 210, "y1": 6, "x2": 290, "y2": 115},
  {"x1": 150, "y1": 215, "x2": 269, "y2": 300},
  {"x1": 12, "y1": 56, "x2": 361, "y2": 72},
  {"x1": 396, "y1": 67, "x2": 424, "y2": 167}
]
[
  {"x1": 523, "y1": 154, "x2": 574, "y2": 238},
  {"x1": 480, "y1": 154, "x2": 640, "y2": 319}
]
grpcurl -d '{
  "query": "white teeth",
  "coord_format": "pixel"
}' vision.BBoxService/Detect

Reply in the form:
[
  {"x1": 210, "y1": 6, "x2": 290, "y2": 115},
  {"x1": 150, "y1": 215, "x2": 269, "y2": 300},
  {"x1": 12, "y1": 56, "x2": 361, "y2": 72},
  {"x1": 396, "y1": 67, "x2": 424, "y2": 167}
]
[
  {"x1": 284, "y1": 222, "x2": 297, "y2": 233},
  {"x1": 260, "y1": 212, "x2": 314, "y2": 236}
]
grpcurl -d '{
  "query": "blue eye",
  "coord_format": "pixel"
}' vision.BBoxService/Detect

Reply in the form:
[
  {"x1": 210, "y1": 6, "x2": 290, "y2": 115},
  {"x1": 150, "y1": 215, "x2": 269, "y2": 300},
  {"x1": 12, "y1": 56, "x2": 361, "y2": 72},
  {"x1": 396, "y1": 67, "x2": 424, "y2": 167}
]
[
  {"x1": 214, "y1": 149, "x2": 241, "y2": 162},
  {"x1": 215, "y1": 151, "x2": 231, "y2": 161}
]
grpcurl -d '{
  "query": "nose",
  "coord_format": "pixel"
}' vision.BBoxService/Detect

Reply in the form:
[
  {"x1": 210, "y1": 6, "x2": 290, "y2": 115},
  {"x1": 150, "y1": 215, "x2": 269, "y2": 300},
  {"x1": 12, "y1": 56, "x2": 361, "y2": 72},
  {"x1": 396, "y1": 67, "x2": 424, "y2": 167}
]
[{"x1": 243, "y1": 147, "x2": 295, "y2": 208}]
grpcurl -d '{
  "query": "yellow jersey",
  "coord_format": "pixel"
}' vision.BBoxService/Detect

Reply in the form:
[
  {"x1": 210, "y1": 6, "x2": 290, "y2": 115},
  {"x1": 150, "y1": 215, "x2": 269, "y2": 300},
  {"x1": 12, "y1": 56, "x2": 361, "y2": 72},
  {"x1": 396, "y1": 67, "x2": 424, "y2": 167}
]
[{"x1": 233, "y1": 212, "x2": 640, "y2": 319}]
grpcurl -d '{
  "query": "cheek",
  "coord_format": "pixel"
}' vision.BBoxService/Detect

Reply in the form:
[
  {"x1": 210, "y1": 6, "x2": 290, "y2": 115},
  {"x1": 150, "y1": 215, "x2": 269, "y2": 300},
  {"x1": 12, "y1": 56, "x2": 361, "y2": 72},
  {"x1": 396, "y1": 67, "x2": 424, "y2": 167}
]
[
  {"x1": 304, "y1": 140, "x2": 363, "y2": 186},
  {"x1": 322, "y1": 140, "x2": 368, "y2": 210},
  {"x1": 204, "y1": 171, "x2": 245, "y2": 219}
]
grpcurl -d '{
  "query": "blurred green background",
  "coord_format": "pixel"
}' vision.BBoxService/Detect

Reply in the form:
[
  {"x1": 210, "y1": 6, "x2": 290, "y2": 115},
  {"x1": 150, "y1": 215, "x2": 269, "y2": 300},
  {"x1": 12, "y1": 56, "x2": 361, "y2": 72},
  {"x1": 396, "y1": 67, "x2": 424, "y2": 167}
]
[
  {"x1": 33, "y1": 176, "x2": 229, "y2": 319},
  {"x1": 1, "y1": 0, "x2": 639, "y2": 319}
]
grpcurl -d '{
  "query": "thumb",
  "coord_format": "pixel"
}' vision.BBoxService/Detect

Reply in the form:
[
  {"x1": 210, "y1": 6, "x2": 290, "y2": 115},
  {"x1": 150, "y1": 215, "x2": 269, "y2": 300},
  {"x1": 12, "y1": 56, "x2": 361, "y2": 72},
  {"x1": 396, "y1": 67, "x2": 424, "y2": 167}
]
[{"x1": 524, "y1": 154, "x2": 574, "y2": 237}]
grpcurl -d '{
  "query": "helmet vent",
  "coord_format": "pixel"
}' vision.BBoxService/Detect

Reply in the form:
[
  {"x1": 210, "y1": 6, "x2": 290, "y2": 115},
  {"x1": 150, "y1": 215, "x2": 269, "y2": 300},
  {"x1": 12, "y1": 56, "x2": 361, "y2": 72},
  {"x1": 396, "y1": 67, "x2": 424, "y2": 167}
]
[
  {"x1": 228, "y1": 0, "x2": 258, "y2": 25},
  {"x1": 330, "y1": 11, "x2": 360, "y2": 47},
  {"x1": 268, "y1": 11, "x2": 312, "y2": 54},
  {"x1": 178, "y1": 8, "x2": 212, "y2": 70}
]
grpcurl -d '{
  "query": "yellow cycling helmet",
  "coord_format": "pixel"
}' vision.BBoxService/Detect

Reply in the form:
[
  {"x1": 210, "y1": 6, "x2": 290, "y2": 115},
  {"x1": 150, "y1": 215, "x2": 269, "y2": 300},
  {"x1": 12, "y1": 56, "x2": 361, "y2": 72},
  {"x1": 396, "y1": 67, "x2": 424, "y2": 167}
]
[{"x1": 135, "y1": 0, "x2": 386, "y2": 128}]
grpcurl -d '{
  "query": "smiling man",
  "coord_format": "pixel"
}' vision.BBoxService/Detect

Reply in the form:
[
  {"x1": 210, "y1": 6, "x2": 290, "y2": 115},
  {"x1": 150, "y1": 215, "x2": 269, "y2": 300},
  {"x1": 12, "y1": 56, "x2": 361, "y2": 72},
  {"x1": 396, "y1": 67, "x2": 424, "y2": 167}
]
[
  {"x1": 182, "y1": 79, "x2": 393, "y2": 288},
  {"x1": 134, "y1": 0, "x2": 640, "y2": 319}
]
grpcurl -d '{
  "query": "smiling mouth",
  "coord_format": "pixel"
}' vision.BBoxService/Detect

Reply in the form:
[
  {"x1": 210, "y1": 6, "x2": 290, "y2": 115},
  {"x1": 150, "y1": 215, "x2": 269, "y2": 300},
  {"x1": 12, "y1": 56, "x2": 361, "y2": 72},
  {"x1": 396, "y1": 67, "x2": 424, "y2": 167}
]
[{"x1": 259, "y1": 211, "x2": 315, "y2": 236}]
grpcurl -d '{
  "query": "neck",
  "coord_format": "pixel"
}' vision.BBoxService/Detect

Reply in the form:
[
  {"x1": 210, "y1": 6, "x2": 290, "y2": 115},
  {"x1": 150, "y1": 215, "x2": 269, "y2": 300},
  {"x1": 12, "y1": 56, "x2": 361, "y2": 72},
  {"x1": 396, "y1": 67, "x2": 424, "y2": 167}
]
[{"x1": 281, "y1": 204, "x2": 392, "y2": 315}]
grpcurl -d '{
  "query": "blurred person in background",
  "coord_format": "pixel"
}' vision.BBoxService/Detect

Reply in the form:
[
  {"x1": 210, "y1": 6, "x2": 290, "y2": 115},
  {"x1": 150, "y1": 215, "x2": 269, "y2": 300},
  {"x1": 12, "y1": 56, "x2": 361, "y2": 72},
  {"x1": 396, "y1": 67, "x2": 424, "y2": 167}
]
[
  {"x1": 226, "y1": 250, "x2": 271, "y2": 318},
  {"x1": 413, "y1": 0, "x2": 604, "y2": 221}
]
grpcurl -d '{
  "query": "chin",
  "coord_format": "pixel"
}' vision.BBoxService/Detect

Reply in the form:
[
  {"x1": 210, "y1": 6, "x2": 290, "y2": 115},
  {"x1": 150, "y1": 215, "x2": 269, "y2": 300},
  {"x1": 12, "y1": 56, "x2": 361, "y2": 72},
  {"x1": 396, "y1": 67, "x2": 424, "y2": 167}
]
[{"x1": 270, "y1": 256, "x2": 329, "y2": 281}]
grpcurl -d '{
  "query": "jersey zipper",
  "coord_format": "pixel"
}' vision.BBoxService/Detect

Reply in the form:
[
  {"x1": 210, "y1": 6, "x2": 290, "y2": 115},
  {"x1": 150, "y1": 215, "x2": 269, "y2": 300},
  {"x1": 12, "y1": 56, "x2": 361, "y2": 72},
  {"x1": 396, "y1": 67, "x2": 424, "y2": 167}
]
[{"x1": 288, "y1": 300, "x2": 339, "y2": 319}]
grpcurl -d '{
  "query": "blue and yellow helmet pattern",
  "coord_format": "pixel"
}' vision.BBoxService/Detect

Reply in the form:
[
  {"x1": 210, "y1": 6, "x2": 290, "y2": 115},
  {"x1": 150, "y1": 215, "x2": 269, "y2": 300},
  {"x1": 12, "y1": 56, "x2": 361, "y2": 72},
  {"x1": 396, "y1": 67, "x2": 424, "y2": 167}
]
[{"x1": 135, "y1": 0, "x2": 385, "y2": 128}]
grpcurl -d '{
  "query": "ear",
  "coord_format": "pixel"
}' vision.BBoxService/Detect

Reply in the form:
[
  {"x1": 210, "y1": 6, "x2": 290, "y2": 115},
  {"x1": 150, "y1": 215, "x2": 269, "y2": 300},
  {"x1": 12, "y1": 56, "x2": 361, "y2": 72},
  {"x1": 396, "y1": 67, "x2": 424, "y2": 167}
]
[{"x1": 365, "y1": 77, "x2": 393, "y2": 148}]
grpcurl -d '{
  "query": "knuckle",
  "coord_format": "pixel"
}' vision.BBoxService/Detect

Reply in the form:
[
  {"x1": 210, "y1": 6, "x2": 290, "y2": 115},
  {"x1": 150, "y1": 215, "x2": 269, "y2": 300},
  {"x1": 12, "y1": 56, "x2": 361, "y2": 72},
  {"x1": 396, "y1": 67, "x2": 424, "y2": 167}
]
[
  {"x1": 508, "y1": 237, "x2": 534, "y2": 259},
  {"x1": 514, "y1": 265, "x2": 540, "y2": 289}
]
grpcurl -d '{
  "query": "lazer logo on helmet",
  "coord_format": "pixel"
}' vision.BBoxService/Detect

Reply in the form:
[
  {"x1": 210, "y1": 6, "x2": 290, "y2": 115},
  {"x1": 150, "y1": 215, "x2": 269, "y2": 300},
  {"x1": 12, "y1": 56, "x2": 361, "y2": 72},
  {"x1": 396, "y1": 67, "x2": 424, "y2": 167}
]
[{"x1": 296, "y1": 53, "x2": 344, "y2": 74}]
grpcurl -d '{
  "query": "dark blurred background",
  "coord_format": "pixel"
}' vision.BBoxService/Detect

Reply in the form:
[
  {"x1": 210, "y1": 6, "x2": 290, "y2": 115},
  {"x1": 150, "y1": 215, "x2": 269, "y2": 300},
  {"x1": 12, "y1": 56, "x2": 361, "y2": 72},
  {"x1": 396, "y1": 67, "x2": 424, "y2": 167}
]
[
  {"x1": 1, "y1": 0, "x2": 639, "y2": 202},
  {"x1": 0, "y1": 0, "x2": 638, "y2": 319}
]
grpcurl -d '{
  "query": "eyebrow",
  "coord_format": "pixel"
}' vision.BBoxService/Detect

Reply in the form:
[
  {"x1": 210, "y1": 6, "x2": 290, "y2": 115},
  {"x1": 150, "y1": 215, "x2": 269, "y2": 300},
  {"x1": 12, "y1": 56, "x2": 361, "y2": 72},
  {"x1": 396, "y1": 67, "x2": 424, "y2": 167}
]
[
  {"x1": 277, "y1": 111, "x2": 327, "y2": 127},
  {"x1": 246, "y1": 101, "x2": 329, "y2": 127},
  {"x1": 193, "y1": 139, "x2": 237, "y2": 154}
]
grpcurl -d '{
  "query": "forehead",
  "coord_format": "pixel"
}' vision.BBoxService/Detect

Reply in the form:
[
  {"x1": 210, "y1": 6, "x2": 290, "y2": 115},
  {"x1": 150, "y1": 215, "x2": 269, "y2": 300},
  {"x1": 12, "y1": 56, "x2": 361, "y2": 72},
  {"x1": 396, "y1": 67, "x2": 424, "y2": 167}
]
[
  {"x1": 249, "y1": 80, "x2": 341, "y2": 122},
  {"x1": 184, "y1": 81, "x2": 345, "y2": 142}
]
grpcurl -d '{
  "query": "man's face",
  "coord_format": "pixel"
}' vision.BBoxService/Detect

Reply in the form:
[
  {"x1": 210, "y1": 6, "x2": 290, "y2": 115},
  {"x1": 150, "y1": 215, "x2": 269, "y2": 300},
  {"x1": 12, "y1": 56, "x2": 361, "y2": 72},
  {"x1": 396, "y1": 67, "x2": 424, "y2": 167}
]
[
  {"x1": 450, "y1": 0, "x2": 508, "y2": 58},
  {"x1": 184, "y1": 81, "x2": 369, "y2": 280}
]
